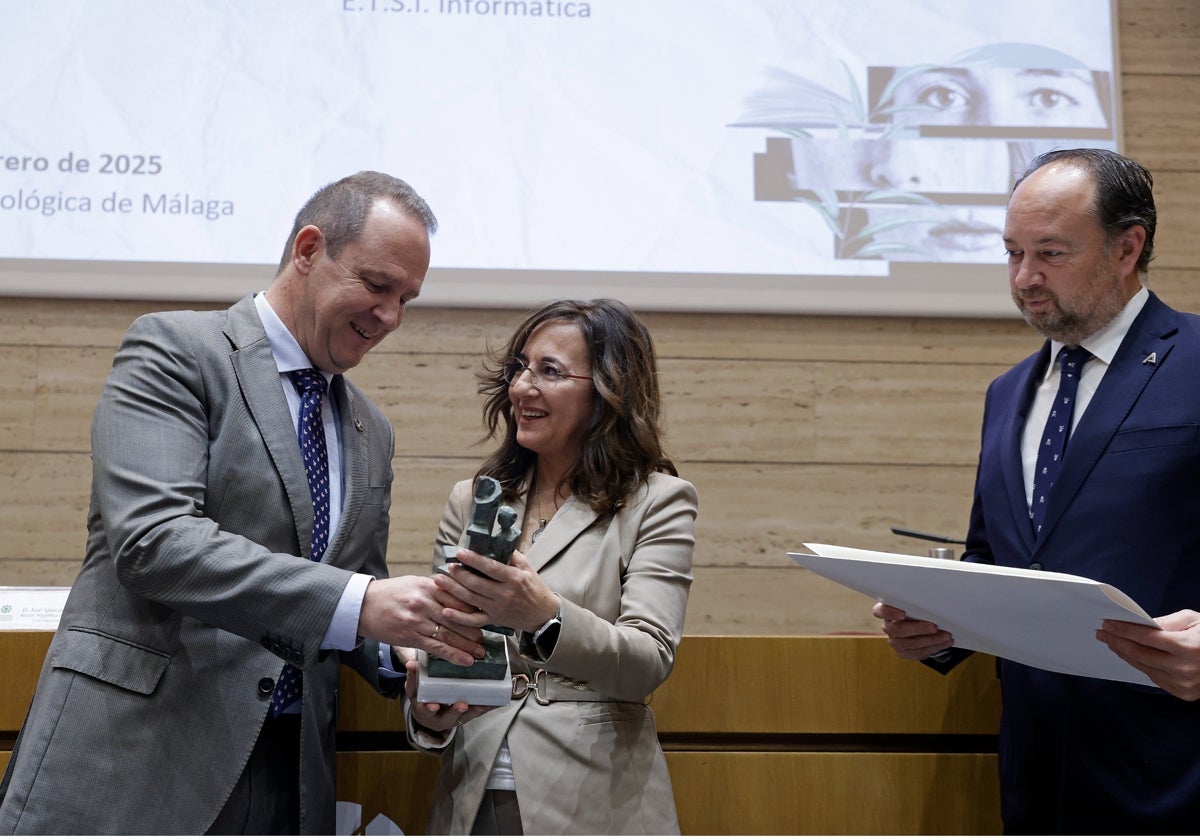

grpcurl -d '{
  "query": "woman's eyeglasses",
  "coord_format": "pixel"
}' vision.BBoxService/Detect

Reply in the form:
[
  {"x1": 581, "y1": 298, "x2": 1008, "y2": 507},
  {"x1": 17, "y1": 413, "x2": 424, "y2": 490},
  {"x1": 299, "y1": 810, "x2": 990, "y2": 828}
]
[{"x1": 502, "y1": 357, "x2": 593, "y2": 388}]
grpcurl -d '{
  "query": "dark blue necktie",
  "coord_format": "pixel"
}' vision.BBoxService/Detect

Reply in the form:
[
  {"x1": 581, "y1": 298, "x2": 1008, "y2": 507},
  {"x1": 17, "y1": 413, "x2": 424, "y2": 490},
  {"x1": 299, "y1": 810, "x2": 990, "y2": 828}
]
[
  {"x1": 269, "y1": 368, "x2": 330, "y2": 717},
  {"x1": 1030, "y1": 346, "x2": 1091, "y2": 537}
]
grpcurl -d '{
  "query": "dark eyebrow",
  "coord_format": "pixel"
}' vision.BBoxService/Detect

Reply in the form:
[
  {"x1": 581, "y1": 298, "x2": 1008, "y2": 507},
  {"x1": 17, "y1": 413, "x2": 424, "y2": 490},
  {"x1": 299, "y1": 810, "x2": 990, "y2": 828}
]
[
  {"x1": 911, "y1": 67, "x2": 972, "y2": 79},
  {"x1": 519, "y1": 351, "x2": 568, "y2": 368},
  {"x1": 912, "y1": 66, "x2": 1090, "y2": 85},
  {"x1": 1016, "y1": 237, "x2": 1072, "y2": 250},
  {"x1": 1014, "y1": 68, "x2": 1082, "y2": 80}
]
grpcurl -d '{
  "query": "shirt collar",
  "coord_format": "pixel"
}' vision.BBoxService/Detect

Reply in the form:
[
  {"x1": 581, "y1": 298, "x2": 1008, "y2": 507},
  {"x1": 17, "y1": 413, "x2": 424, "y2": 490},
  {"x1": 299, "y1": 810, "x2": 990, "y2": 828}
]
[
  {"x1": 253, "y1": 292, "x2": 333, "y2": 384},
  {"x1": 1045, "y1": 285, "x2": 1149, "y2": 378}
]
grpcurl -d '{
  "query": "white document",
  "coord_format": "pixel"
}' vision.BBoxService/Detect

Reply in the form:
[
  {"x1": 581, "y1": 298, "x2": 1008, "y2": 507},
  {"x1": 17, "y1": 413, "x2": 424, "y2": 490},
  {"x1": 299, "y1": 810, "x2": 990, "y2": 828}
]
[{"x1": 790, "y1": 543, "x2": 1159, "y2": 686}]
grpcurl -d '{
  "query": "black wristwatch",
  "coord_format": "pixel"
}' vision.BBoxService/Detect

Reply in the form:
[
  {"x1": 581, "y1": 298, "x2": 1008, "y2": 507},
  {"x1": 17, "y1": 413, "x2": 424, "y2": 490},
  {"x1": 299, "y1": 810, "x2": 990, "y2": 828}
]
[{"x1": 533, "y1": 595, "x2": 563, "y2": 655}]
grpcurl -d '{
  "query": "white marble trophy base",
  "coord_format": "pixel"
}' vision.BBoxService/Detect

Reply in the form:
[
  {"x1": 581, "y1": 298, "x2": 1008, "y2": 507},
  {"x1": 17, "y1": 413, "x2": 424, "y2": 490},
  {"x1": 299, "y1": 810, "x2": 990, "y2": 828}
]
[{"x1": 415, "y1": 646, "x2": 513, "y2": 706}]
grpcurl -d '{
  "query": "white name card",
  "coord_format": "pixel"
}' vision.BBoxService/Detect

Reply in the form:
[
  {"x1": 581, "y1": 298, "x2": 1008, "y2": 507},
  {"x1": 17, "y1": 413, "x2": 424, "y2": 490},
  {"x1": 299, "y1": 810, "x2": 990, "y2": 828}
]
[{"x1": 0, "y1": 587, "x2": 69, "y2": 630}]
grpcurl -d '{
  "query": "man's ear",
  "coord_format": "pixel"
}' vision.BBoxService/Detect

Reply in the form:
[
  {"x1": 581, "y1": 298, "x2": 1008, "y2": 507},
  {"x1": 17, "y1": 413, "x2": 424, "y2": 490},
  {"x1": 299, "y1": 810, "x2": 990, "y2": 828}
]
[
  {"x1": 1114, "y1": 225, "x2": 1147, "y2": 273},
  {"x1": 291, "y1": 225, "x2": 324, "y2": 274}
]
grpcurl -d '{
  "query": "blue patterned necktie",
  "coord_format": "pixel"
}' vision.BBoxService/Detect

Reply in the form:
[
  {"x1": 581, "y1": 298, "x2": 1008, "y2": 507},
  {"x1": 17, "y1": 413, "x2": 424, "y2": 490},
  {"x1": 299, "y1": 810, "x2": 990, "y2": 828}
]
[
  {"x1": 1030, "y1": 346, "x2": 1091, "y2": 537},
  {"x1": 269, "y1": 368, "x2": 330, "y2": 717}
]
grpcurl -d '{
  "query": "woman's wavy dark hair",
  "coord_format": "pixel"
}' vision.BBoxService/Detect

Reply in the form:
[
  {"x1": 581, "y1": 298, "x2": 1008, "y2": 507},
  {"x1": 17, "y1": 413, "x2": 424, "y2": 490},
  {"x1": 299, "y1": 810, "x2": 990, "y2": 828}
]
[{"x1": 476, "y1": 299, "x2": 677, "y2": 514}]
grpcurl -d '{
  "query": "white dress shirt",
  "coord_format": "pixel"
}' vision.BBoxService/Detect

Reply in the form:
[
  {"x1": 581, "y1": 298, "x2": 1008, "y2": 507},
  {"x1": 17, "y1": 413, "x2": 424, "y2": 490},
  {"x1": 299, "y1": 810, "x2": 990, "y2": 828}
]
[
  {"x1": 254, "y1": 293, "x2": 373, "y2": 655},
  {"x1": 1020, "y1": 286, "x2": 1149, "y2": 509}
]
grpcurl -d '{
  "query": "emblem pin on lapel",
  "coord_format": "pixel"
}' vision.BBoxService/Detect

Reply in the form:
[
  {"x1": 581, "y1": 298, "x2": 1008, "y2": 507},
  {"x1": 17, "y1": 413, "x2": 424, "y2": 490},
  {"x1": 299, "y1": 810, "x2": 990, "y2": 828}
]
[
  {"x1": 354, "y1": 418, "x2": 365, "y2": 432},
  {"x1": 1142, "y1": 352, "x2": 1157, "y2": 365}
]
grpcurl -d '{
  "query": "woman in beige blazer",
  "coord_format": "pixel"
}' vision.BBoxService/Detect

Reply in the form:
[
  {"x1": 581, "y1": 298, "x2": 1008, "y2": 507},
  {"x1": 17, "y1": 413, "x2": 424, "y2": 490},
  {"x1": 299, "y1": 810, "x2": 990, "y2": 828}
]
[{"x1": 408, "y1": 298, "x2": 697, "y2": 835}]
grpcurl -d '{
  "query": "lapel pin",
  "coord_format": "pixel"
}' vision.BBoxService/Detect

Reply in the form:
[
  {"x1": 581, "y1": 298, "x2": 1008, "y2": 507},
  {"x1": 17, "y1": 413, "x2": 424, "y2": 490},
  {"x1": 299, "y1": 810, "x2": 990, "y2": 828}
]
[
  {"x1": 1142, "y1": 352, "x2": 1157, "y2": 366},
  {"x1": 354, "y1": 418, "x2": 365, "y2": 432}
]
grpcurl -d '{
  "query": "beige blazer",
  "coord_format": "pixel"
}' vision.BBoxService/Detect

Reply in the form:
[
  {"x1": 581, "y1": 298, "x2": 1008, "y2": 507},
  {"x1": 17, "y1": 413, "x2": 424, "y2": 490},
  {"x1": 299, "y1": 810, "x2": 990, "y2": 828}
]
[
  {"x1": 422, "y1": 471, "x2": 698, "y2": 835},
  {"x1": 0, "y1": 296, "x2": 398, "y2": 835}
]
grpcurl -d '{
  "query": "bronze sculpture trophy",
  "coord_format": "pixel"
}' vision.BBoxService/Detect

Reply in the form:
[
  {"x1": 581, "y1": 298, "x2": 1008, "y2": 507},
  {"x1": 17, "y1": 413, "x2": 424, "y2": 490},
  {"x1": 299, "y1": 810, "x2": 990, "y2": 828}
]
[{"x1": 416, "y1": 475, "x2": 518, "y2": 706}]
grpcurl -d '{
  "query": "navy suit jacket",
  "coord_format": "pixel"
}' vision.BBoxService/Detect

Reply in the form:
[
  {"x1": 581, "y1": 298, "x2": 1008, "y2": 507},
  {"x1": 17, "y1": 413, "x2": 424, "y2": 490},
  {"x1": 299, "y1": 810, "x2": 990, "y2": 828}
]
[{"x1": 957, "y1": 291, "x2": 1200, "y2": 832}]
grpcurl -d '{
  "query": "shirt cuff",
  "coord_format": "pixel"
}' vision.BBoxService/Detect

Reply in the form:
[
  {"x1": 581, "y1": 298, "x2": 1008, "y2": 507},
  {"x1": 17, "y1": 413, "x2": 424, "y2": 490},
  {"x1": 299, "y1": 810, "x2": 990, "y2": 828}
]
[
  {"x1": 404, "y1": 698, "x2": 457, "y2": 750},
  {"x1": 378, "y1": 642, "x2": 404, "y2": 678},
  {"x1": 322, "y1": 572, "x2": 372, "y2": 651}
]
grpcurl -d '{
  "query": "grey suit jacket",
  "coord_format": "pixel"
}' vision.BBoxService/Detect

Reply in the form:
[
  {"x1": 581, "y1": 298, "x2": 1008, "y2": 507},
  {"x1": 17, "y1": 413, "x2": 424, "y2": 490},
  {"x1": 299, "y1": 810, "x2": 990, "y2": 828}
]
[
  {"x1": 0, "y1": 295, "x2": 399, "y2": 835},
  {"x1": 423, "y1": 471, "x2": 698, "y2": 835}
]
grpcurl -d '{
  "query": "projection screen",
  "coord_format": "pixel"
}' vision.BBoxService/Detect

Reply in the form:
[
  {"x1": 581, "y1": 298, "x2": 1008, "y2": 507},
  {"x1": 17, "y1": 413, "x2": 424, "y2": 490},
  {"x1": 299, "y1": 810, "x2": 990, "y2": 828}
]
[{"x1": 0, "y1": 0, "x2": 1121, "y2": 315}]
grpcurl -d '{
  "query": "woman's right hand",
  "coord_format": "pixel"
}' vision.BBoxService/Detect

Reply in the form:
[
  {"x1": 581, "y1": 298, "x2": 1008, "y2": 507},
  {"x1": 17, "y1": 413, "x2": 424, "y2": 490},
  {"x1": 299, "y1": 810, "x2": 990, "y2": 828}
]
[{"x1": 435, "y1": 548, "x2": 559, "y2": 634}]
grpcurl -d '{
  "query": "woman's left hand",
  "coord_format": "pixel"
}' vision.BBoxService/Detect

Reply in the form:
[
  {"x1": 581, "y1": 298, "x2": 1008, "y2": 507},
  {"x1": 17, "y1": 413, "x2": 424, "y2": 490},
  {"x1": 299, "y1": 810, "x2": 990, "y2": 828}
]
[
  {"x1": 434, "y1": 548, "x2": 559, "y2": 634},
  {"x1": 404, "y1": 658, "x2": 498, "y2": 735}
]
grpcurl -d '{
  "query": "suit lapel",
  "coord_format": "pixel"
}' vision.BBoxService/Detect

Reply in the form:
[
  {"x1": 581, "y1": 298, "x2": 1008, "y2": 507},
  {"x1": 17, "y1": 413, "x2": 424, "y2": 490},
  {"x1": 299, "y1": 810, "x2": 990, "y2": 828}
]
[
  {"x1": 1003, "y1": 344, "x2": 1051, "y2": 554},
  {"x1": 326, "y1": 377, "x2": 368, "y2": 565},
  {"x1": 224, "y1": 296, "x2": 314, "y2": 557},
  {"x1": 1033, "y1": 294, "x2": 1178, "y2": 551},
  {"x1": 523, "y1": 494, "x2": 601, "y2": 573}
]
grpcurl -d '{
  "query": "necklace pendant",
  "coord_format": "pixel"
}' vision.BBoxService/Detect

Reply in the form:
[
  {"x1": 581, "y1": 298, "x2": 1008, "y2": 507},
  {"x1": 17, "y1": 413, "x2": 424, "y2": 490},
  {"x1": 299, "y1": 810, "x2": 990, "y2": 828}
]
[{"x1": 531, "y1": 518, "x2": 548, "y2": 543}]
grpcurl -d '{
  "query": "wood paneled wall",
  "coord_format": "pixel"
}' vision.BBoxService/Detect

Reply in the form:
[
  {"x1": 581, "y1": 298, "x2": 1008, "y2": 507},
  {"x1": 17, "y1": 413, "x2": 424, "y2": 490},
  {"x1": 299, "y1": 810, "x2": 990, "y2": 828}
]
[
  {"x1": 2, "y1": 0, "x2": 1198, "y2": 635},
  {"x1": 1, "y1": 631, "x2": 1004, "y2": 835}
]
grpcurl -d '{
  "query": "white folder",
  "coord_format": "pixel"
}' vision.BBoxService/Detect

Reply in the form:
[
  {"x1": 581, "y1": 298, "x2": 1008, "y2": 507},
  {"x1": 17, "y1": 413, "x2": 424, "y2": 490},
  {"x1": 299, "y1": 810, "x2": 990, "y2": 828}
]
[{"x1": 790, "y1": 543, "x2": 1159, "y2": 686}]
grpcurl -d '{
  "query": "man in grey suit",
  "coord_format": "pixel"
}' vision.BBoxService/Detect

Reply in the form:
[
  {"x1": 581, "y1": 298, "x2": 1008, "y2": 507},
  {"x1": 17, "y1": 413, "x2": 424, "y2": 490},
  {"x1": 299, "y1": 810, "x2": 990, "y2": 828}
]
[{"x1": 0, "y1": 171, "x2": 485, "y2": 835}]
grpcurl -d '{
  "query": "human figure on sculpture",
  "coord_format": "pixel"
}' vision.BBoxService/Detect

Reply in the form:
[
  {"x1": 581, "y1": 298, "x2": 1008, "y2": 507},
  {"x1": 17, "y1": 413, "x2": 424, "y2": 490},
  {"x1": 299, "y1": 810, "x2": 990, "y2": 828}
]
[
  {"x1": 0, "y1": 171, "x2": 484, "y2": 835},
  {"x1": 873, "y1": 148, "x2": 1200, "y2": 833},
  {"x1": 402, "y1": 298, "x2": 698, "y2": 835}
]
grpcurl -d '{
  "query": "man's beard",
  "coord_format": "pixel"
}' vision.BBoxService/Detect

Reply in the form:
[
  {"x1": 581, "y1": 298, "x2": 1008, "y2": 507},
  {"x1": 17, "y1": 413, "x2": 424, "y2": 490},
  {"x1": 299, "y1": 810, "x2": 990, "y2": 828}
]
[{"x1": 1013, "y1": 269, "x2": 1129, "y2": 346}]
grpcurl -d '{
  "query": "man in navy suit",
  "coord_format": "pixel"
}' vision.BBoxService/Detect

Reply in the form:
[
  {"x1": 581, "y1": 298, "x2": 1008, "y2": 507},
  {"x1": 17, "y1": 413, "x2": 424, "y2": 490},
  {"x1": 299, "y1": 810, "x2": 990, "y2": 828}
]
[{"x1": 874, "y1": 148, "x2": 1200, "y2": 833}]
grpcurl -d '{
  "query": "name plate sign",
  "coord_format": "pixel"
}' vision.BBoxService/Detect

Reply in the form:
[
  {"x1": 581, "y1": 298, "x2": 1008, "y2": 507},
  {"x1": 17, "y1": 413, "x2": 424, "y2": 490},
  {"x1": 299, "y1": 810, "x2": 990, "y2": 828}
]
[{"x1": 0, "y1": 587, "x2": 69, "y2": 630}]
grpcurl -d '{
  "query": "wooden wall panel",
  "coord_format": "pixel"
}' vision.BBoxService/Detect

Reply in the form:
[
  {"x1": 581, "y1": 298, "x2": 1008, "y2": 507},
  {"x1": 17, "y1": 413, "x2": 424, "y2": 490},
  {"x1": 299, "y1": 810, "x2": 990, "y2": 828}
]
[
  {"x1": 648, "y1": 309, "x2": 1037, "y2": 365},
  {"x1": 0, "y1": 347, "x2": 36, "y2": 450},
  {"x1": 0, "y1": 454, "x2": 90, "y2": 562},
  {"x1": 811, "y1": 361, "x2": 993, "y2": 466},
  {"x1": 335, "y1": 752, "x2": 441, "y2": 836},
  {"x1": 1150, "y1": 268, "x2": 1200, "y2": 315},
  {"x1": 2, "y1": 632, "x2": 1002, "y2": 835},
  {"x1": 1116, "y1": 0, "x2": 1200, "y2": 75},
  {"x1": 667, "y1": 752, "x2": 1001, "y2": 835},
  {"x1": 325, "y1": 636, "x2": 1003, "y2": 740},
  {"x1": 331, "y1": 751, "x2": 1004, "y2": 836},
  {"x1": 650, "y1": 637, "x2": 1002, "y2": 735},
  {"x1": 1151, "y1": 173, "x2": 1200, "y2": 269},
  {"x1": 31, "y1": 347, "x2": 113, "y2": 451},
  {"x1": 1122, "y1": 75, "x2": 1200, "y2": 171}
]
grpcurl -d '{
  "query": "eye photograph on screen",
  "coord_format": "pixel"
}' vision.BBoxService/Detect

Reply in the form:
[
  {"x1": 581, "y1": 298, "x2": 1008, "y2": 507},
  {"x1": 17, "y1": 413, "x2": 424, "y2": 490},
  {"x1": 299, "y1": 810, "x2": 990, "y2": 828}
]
[{"x1": 0, "y1": 0, "x2": 1119, "y2": 315}]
